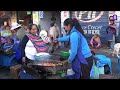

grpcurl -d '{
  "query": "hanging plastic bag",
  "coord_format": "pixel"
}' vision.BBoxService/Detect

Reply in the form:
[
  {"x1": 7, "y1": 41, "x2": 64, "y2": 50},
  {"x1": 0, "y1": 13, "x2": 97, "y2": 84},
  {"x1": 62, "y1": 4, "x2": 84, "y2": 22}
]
[{"x1": 90, "y1": 60, "x2": 104, "y2": 79}]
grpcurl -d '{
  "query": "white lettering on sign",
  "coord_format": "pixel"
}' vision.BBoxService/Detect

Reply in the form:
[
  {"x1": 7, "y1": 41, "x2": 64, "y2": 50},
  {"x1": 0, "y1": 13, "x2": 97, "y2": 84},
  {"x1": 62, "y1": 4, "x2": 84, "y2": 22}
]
[
  {"x1": 79, "y1": 11, "x2": 88, "y2": 19},
  {"x1": 88, "y1": 25, "x2": 102, "y2": 30},
  {"x1": 84, "y1": 30, "x2": 87, "y2": 34},
  {"x1": 83, "y1": 30, "x2": 100, "y2": 35},
  {"x1": 74, "y1": 11, "x2": 104, "y2": 23},
  {"x1": 82, "y1": 25, "x2": 102, "y2": 35},
  {"x1": 78, "y1": 11, "x2": 97, "y2": 20}
]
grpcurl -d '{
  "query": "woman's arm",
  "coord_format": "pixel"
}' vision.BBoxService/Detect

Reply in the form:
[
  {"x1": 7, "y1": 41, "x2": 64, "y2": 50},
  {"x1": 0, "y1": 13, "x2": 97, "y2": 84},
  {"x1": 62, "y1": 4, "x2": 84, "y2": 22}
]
[
  {"x1": 21, "y1": 35, "x2": 29, "y2": 58},
  {"x1": 68, "y1": 32, "x2": 79, "y2": 62},
  {"x1": 57, "y1": 35, "x2": 70, "y2": 42}
]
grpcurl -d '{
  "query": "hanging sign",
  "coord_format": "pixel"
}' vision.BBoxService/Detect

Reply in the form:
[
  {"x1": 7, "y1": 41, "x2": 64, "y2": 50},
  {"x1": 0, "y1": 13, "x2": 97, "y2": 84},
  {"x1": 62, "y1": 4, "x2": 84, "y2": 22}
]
[
  {"x1": 39, "y1": 11, "x2": 43, "y2": 18},
  {"x1": 32, "y1": 11, "x2": 39, "y2": 25}
]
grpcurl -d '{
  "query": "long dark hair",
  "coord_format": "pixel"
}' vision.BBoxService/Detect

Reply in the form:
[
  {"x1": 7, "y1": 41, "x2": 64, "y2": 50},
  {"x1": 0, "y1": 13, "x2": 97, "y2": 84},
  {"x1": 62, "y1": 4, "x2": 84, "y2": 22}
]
[{"x1": 64, "y1": 18, "x2": 85, "y2": 38}]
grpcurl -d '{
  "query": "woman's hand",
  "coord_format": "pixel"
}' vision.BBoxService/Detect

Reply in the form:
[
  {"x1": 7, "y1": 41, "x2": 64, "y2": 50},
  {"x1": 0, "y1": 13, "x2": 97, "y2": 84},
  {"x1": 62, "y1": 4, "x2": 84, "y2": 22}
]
[{"x1": 22, "y1": 57, "x2": 26, "y2": 62}]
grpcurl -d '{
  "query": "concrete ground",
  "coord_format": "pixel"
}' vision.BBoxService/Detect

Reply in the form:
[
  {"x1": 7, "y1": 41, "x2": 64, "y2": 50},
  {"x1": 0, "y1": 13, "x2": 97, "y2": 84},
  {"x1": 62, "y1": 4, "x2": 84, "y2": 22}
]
[{"x1": 0, "y1": 45, "x2": 120, "y2": 79}]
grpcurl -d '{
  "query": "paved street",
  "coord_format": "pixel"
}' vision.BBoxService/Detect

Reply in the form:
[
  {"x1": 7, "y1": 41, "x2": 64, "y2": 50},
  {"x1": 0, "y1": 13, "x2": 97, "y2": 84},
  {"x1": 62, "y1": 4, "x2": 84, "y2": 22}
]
[{"x1": 0, "y1": 46, "x2": 120, "y2": 79}]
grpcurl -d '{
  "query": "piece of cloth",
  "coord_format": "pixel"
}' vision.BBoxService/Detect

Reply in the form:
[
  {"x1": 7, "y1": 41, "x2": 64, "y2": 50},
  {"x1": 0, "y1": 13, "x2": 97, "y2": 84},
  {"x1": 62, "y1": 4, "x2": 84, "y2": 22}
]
[
  {"x1": 67, "y1": 56, "x2": 81, "y2": 79},
  {"x1": 26, "y1": 34, "x2": 49, "y2": 53},
  {"x1": 21, "y1": 34, "x2": 49, "y2": 60}
]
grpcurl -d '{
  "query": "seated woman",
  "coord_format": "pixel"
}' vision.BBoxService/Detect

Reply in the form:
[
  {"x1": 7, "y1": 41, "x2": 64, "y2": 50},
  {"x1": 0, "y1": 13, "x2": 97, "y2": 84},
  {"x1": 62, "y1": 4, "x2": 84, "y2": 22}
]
[
  {"x1": 90, "y1": 34, "x2": 101, "y2": 49},
  {"x1": 21, "y1": 24, "x2": 51, "y2": 64}
]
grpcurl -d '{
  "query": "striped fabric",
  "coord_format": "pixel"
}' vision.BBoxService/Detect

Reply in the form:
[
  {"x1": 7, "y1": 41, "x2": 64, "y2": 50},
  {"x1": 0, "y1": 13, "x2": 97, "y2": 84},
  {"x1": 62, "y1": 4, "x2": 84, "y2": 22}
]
[{"x1": 27, "y1": 34, "x2": 49, "y2": 53}]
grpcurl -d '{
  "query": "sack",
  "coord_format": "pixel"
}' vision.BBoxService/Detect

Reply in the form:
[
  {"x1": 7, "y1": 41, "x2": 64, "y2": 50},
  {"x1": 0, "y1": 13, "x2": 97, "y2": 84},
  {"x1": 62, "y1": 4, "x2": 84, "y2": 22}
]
[{"x1": 94, "y1": 55, "x2": 112, "y2": 74}]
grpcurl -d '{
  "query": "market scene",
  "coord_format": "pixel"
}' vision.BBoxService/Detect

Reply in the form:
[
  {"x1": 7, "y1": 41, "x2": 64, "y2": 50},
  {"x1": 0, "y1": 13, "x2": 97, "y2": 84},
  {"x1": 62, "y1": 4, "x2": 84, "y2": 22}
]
[{"x1": 0, "y1": 11, "x2": 120, "y2": 79}]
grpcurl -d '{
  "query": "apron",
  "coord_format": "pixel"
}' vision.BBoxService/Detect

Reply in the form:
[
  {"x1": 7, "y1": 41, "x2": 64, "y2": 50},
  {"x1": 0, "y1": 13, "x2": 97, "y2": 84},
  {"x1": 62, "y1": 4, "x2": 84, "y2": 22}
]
[{"x1": 67, "y1": 30, "x2": 88, "y2": 79}]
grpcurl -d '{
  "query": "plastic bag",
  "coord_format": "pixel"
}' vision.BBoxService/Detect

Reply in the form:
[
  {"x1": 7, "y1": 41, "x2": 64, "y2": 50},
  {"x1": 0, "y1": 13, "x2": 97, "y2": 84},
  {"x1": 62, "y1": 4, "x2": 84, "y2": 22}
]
[
  {"x1": 90, "y1": 60, "x2": 104, "y2": 79},
  {"x1": 94, "y1": 55, "x2": 112, "y2": 74}
]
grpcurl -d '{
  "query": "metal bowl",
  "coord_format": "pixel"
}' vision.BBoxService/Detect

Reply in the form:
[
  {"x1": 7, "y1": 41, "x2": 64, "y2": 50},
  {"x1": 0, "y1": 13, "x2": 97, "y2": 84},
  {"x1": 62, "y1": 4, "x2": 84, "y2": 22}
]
[{"x1": 34, "y1": 53, "x2": 60, "y2": 61}]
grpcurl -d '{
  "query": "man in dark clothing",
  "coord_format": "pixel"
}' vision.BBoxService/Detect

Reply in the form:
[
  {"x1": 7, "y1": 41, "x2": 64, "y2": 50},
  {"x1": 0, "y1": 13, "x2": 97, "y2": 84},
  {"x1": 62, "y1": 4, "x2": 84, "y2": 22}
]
[{"x1": 106, "y1": 20, "x2": 117, "y2": 49}]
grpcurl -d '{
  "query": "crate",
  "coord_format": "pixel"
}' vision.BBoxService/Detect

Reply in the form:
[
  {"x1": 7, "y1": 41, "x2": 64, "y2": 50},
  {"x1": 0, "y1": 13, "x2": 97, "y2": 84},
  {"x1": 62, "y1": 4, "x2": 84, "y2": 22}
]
[{"x1": 10, "y1": 64, "x2": 22, "y2": 79}]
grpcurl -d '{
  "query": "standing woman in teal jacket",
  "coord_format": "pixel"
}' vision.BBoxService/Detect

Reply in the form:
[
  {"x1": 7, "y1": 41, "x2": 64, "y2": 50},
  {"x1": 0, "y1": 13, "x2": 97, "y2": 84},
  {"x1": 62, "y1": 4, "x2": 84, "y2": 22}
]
[{"x1": 55, "y1": 18, "x2": 93, "y2": 79}]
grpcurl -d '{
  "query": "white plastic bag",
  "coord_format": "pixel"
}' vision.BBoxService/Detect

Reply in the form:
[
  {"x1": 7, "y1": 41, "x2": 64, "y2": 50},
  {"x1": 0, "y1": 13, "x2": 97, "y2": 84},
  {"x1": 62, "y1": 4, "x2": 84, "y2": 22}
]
[{"x1": 67, "y1": 68, "x2": 75, "y2": 76}]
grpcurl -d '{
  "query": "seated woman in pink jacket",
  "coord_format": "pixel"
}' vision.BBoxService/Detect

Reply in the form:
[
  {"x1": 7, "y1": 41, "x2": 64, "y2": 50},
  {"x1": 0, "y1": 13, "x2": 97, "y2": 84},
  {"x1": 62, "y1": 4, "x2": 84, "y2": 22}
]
[{"x1": 90, "y1": 34, "x2": 101, "y2": 49}]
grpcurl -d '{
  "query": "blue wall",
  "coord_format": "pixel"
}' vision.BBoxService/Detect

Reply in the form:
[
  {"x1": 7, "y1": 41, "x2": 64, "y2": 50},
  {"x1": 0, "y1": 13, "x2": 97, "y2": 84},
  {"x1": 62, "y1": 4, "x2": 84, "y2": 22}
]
[{"x1": 71, "y1": 11, "x2": 109, "y2": 44}]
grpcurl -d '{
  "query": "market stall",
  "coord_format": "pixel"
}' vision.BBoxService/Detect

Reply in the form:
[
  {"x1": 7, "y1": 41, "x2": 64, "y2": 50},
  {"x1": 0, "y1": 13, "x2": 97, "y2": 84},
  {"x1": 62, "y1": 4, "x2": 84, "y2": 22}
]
[
  {"x1": 0, "y1": 44, "x2": 18, "y2": 67},
  {"x1": 19, "y1": 52, "x2": 71, "y2": 79}
]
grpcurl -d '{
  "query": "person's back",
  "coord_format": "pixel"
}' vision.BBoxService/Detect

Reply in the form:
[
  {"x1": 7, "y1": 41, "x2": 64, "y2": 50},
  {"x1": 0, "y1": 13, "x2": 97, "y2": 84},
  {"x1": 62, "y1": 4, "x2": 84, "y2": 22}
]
[
  {"x1": 16, "y1": 27, "x2": 26, "y2": 41},
  {"x1": 71, "y1": 29, "x2": 91, "y2": 58},
  {"x1": 94, "y1": 36, "x2": 101, "y2": 44},
  {"x1": 49, "y1": 26, "x2": 58, "y2": 39}
]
